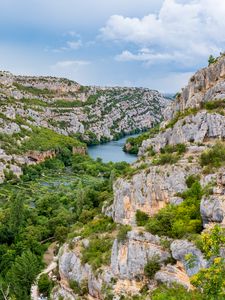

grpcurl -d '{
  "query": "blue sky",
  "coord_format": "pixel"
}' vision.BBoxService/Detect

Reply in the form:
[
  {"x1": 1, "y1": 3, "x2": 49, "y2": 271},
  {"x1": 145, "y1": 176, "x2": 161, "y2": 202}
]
[{"x1": 0, "y1": 0, "x2": 225, "y2": 92}]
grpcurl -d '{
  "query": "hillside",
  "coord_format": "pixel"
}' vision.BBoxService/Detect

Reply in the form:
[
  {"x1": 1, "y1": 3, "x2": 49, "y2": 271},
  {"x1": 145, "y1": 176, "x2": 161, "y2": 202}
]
[
  {"x1": 45, "y1": 55, "x2": 225, "y2": 299},
  {"x1": 0, "y1": 71, "x2": 168, "y2": 183},
  {"x1": 0, "y1": 54, "x2": 225, "y2": 300}
]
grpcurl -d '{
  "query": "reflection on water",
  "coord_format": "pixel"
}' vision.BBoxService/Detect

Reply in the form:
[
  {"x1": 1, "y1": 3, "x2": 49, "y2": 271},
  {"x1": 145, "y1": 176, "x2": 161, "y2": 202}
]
[{"x1": 88, "y1": 134, "x2": 139, "y2": 163}]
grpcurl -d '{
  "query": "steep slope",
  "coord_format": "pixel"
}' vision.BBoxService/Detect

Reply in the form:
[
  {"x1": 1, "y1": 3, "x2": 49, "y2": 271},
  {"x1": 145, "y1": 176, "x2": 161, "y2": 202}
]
[
  {"x1": 0, "y1": 71, "x2": 168, "y2": 142},
  {"x1": 0, "y1": 71, "x2": 168, "y2": 182},
  {"x1": 51, "y1": 56, "x2": 225, "y2": 299}
]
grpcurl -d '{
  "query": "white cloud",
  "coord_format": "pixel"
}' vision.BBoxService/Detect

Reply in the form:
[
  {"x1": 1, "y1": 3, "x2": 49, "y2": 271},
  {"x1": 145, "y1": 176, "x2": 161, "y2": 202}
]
[
  {"x1": 66, "y1": 40, "x2": 83, "y2": 50},
  {"x1": 116, "y1": 48, "x2": 183, "y2": 65},
  {"x1": 100, "y1": 0, "x2": 225, "y2": 65},
  {"x1": 52, "y1": 60, "x2": 90, "y2": 69}
]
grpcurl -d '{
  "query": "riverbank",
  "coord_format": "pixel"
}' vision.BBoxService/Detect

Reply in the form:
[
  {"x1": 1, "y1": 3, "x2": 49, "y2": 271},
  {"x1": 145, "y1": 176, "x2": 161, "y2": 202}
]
[{"x1": 88, "y1": 134, "x2": 139, "y2": 163}]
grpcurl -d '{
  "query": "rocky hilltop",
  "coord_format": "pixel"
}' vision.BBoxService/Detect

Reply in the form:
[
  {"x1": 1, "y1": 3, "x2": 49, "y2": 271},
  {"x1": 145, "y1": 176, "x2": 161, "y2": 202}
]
[
  {"x1": 0, "y1": 71, "x2": 167, "y2": 141},
  {"x1": 0, "y1": 71, "x2": 168, "y2": 183},
  {"x1": 49, "y1": 56, "x2": 225, "y2": 299}
]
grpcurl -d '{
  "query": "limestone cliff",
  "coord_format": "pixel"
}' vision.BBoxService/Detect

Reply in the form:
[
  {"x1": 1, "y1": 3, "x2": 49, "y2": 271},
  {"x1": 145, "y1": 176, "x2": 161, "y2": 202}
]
[{"x1": 49, "y1": 55, "x2": 225, "y2": 299}]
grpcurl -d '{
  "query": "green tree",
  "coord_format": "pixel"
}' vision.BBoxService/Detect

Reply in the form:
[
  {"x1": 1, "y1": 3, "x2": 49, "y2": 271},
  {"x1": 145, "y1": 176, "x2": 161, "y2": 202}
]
[
  {"x1": 7, "y1": 251, "x2": 40, "y2": 300},
  {"x1": 208, "y1": 55, "x2": 216, "y2": 66},
  {"x1": 9, "y1": 193, "x2": 25, "y2": 236}
]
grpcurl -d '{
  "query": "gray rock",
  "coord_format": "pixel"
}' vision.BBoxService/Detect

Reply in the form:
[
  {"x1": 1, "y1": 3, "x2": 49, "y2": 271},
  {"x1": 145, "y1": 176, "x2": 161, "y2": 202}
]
[
  {"x1": 112, "y1": 164, "x2": 200, "y2": 225},
  {"x1": 171, "y1": 240, "x2": 208, "y2": 276},
  {"x1": 155, "y1": 264, "x2": 191, "y2": 289},
  {"x1": 200, "y1": 195, "x2": 225, "y2": 227},
  {"x1": 111, "y1": 229, "x2": 170, "y2": 279}
]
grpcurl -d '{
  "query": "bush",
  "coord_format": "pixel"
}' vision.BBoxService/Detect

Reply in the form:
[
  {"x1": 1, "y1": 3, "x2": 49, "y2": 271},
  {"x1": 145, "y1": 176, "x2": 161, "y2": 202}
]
[
  {"x1": 185, "y1": 174, "x2": 200, "y2": 188},
  {"x1": 200, "y1": 142, "x2": 225, "y2": 168},
  {"x1": 146, "y1": 180, "x2": 203, "y2": 238},
  {"x1": 69, "y1": 279, "x2": 88, "y2": 296},
  {"x1": 191, "y1": 258, "x2": 225, "y2": 299},
  {"x1": 152, "y1": 153, "x2": 180, "y2": 165},
  {"x1": 203, "y1": 99, "x2": 225, "y2": 110},
  {"x1": 200, "y1": 142, "x2": 225, "y2": 169},
  {"x1": 151, "y1": 284, "x2": 204, "y2": 300},
  {"x1": 136, "y1": 210, "x2": 149, "y2": 226},
  {"x1": 160, "y1": 143, "x2": 187, "y2": 155},
  {"x1": 117, "y1": 225, "x2": 132, "y2": 243},
  {"x1": 81, "y1": 237, "x2": 113, "y2": 271},
  {"x1": 144, "y1": 256, "x2": 161, "y2": 279},
  {"x1": 38, "y1": 274, "x2": 52, "y2": 297}
]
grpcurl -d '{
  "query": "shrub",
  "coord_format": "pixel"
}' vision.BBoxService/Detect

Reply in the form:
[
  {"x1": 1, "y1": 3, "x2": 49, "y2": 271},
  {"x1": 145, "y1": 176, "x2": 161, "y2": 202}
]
[
  {"x1": 81, "y1": 237, "x2": 113, "y2": 271},
  {"x1": 152, "y1": 153, "x2": 180, "y2": 165},
  {"x1": 146, "y1": 180, "x2": 203, "y2": 238},
  {"x1": 151, "y1": 284, "x2": 203, "y2": 300},
  {"x1": 38, "y1": 274, "x2": 52, "y2": 297},
  {"x1": 144, "y1": 256, "x2": 161, "y2": 279},
  {"x1": 117, "y1": 225, "x2": 132, "y2": 243},
  {"x1": 191, "y1": 258, "x2": 225, "y2": 299},
  {"x1": 200, "y1": 142, "x2": 225, "y2": 168},
  {"x1": 80, "y1": 216, "x2": 116, "y2": 238},
  {"x1": 69, "y1": 279, "x2": 88, "y2": 296},
  {"x1": 185, "y1": 174, "x2": 200, "y2": 188},
  {"x1": 203, "y1": 99, "x2": 225, "y2": 110},
  {"x1": 160, "y1": 143, "x2": 187, "y2": 155},
  {"x1": 136, "y1": 210, "x2": 149, "y2": 226}
]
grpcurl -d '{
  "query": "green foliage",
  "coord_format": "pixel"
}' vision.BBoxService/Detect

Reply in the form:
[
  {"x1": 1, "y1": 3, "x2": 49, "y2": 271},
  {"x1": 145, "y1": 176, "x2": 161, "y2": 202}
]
[
  {"x1": 201, "y1": 225, "x2": 225, "y2": 259},
  {"x1": 185, "y1": 174, "x2": 200, "y2": 188},
  {"x1": 144, "y1": 256, "x2": 161, "y2": 279},
  {"x1": 69, "y1": 279, "x2": 88, "y2": 296},
  {"x1": 13, "y1": 83, "x2": 54, "y2": 96},
  {"x1": 160, "y1": 143, "x2": 187, "y2": 155},
  {"x1": 81, "y1": 237, "x2": 113, "y2": 271},
  {"x1": 52, "y1": 99, "x2": 83, "y2": 107},
  {"x1": 152, "y1": 152, "x2": 180, "y2": 165},
  {"x1": 146, "y1": 180, "x2": 203, "y2": 238},
  {"x1": 79, "y1": 216, "x2": 116, "y2": 238},
  {"x1": 165, "y1": 108, "x2": 198, "y2": 130},
  {"x1": 0, "y1": 151, "x2": 131, "y2": 296},
  {"x1": 151, "y1": 284, "x2": 204, "y2": 300},
  {"x1": 136, "y1": 210, "x2": 149, "y2": 226},
  {"x1": 21, "y1": 127, "x2": 83, "y2": 152},
  {"x1": 124, "y1": 126, "x2": 160, "y2": 154},
  {"x1": 191, "y1": 258, "x2": 225, "y2": 299},
  {"x1": 7, "y1": 251, "x2": 41, "y2": 300},
  {"x1": 85, "y1": 93, "x2": 100, "y2": 105},
  {"x1": 117, "y1": 225, "x2": 132, "y2": 243},
  {"x1": 203, "y1": 99, "x2": 225, "y2": 110},
  {"x1": 38, "y1": 274, "x2": 53, "y2": 297},
  {"x1": 208, "y1": 54, "x2": 217, "y2": 66},
  {"x1": 200, "y1": 142, "x2": 225, "y2": 169}
]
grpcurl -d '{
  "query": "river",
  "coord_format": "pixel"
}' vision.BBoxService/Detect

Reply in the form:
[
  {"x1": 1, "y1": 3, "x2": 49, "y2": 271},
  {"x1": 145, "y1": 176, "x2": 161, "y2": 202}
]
[{"x1": 88, "y1": 134, "x2": 139, "y2": 163}]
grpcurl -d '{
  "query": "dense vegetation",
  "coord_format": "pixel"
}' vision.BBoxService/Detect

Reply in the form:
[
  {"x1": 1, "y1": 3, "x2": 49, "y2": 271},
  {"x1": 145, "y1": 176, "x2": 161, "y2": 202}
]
[
  {"x1": 145, "y1": 178, "x2": 203, "y2": 238},
  {"x1": 0, "y1": 149, "x2": 131, "y2": 299}
]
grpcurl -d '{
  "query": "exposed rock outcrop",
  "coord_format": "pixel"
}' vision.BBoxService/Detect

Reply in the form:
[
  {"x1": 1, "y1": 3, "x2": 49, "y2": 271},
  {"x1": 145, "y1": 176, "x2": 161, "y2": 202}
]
[
  {"x1": 200, "y1": 170, "x2": 225, "y2": 227},
  {"x1": 139, "y1": 111, "x2": 225, "y2": 155},
  {"x1": 111, "y1": 230, "x2": 170, "y2": 279},
  {"x1": 163, "y1": 55, "x2": 225, "y2": 121},
  {"x1": 112, "y1": 163, "x2": 200, "y2": 225},
  {"x1": 171, "y1": 240, "x2": 208, "y2": 277}
]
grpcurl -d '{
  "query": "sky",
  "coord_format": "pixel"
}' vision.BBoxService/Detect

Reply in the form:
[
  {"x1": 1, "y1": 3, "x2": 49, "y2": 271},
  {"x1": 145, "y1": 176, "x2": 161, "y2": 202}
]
[{"x1": 0, "y1": 0, "x2": 225, "y2": 93}]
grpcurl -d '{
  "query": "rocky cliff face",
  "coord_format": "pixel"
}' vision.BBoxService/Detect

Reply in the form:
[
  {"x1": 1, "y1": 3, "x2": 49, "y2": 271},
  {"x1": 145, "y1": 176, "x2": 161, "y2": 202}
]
[
  {"x1": 163, "y1": 54, "x2": 225, "y2": 121},
  {"x1": 0, "y1": 71, "x2": 168, "y2": 141},
  {"x1": 0, "y1": 70, "x2": 169, "y2": 182},
  {"x1": 50, "y1": 56, "x2": 225, "y2": 299}
]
